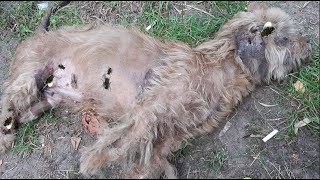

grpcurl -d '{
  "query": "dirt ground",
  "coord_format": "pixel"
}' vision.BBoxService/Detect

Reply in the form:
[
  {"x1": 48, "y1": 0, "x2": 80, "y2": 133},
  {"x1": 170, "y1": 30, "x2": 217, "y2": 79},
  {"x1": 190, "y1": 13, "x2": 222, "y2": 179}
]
[{"x1": 0, "y1": 1, "x2": 319, "y2": 179}]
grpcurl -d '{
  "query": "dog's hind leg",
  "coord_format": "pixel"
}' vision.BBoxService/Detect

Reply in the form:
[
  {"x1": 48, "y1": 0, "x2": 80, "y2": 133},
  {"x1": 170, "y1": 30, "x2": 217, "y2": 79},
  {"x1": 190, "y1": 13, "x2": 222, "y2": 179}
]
[
  {"x1": 80, "y1": 81, "x2": 210, "y2": 178},
  {"x1": 18, "y1": 99, "x2": 54, "y2": 124},
  {"x1": 123, "y1": 137, "x2": 179, "y2": 179}
]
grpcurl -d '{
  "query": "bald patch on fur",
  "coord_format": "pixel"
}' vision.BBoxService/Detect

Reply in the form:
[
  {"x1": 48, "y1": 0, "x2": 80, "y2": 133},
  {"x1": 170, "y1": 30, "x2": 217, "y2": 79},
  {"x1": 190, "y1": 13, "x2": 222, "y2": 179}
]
[{"x1": 235, "y1": 28, "x2": 269, "y2": 81}]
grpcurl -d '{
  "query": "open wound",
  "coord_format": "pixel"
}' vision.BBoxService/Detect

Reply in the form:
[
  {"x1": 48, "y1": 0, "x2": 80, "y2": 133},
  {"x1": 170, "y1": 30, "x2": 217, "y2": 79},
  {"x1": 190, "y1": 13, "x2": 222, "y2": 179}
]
[{"x1": 71, "y1": 73, "x2": 78, "y2": 89}]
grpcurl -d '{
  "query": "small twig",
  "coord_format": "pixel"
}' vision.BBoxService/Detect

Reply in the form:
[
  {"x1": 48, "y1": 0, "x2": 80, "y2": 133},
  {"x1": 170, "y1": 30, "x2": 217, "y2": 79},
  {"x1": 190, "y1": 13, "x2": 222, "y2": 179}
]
[
  {"x1": 277, "y1": 120, "x2": 287, "y2": 127},
  {"x1": 172, "y1": 4, "x2": 181, "y2": 14},
  {"x1": 186, "y1": 4, "x2": 214, "y2": 17},
  {"x1": 212, "y1": 1, "x2": 223, "y2": 14},
  {"x1": 249, "y1": 148, "x2": 266, "y2": 166},
  {"x1": 254, "y1": 99, "x2": 275, "y2": 129},
  {"x1": 294, "y1": 5, "x2": 302, "y2": 9},
  {"x1": 302, "y1": 1, "x2": 310, "y2": 8},
  {"x1": 186, "y1": 166, "x2": 191, "y2": 178},
  {"x1": 266, "y1": 118, "x2": 283, "y2": 121},
  {"x1": 269, "y1": 87, "x2": 290, "y2": 101},
  {"x1": 91, "y1": 15, "x2": 105, "y2": 24},
  {"x1": 269, "y1": 161, "x2": 285, "y2": 178},
  {"x1": 258, "y1": 102, "x2": 278, "y2": 107},
  {"x1": 284, "y1": 161, "x2": 295, "y2": 178},
  {"x1": 174, "y1": 3, "x2": 215, "y2": 18}
]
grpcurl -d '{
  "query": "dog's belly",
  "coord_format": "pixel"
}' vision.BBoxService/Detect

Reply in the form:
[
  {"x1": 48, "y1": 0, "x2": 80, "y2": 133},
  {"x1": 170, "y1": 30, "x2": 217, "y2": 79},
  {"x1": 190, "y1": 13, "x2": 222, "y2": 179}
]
[{"x1": 42, "y1": 48, "x2": 159, "y2": 119}]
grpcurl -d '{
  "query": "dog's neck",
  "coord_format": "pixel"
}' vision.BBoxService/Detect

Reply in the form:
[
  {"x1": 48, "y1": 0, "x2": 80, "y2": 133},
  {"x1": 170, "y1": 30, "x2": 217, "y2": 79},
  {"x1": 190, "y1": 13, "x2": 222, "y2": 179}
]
[{"x1": 194, "y1": 38, "x2": 265, "y2": 85}]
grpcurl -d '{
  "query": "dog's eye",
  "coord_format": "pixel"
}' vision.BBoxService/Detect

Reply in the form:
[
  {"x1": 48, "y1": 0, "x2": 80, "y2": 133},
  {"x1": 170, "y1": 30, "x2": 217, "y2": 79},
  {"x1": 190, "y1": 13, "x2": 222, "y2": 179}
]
[{"x1": 274, "y1": 36, "x2": 289, "y2": 46}]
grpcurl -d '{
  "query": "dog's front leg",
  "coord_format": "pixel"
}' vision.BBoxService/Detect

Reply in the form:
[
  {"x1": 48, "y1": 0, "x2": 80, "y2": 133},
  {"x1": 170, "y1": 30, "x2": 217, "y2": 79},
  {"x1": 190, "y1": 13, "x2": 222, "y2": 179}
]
[
  {"x1": 0, "y1": 111, "x2": 16, "y2": 154},
  {"x1": 19, "y1": 99, "x2": 54, "y2": 124},
  {"x1": 0, "y1": 62, "x2": 56, "y2": 154}
]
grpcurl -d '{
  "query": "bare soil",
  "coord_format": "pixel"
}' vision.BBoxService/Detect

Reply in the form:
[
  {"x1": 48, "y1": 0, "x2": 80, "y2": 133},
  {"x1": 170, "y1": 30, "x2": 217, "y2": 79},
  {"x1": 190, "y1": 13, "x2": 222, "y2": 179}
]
[{"x1": 0, "y1": 1, "x2": 319, "y2": 179}]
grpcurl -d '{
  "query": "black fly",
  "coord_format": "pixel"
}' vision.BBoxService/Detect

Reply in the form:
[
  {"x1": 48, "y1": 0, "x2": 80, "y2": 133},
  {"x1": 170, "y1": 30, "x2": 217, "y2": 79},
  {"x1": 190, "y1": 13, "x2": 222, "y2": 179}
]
[{"x1": 58, "y1": 64, "x2": 65, "y2": 69}]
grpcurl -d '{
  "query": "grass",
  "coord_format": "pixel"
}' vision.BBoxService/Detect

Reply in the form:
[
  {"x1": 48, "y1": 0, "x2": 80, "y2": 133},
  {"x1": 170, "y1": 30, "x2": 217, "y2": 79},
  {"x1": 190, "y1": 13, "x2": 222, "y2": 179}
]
[
  {"x1": 11, "y1": 118, "x2": 40, "y2": 158},
  {"x1": 0, "y1": 1, "x2": 83, "y2": 41},
  {"x1": 172, "y1": 140, "x2": 193, "y2": 162},
  {"x1": 136, "y1": 1, "x2": 246, "y2": 46},
  {"x1": 202, "y1": 144, "x2": 228, "y2": 176},
  {"x1": 12, "y1": 111, "x2": 60, "y2": 158}
]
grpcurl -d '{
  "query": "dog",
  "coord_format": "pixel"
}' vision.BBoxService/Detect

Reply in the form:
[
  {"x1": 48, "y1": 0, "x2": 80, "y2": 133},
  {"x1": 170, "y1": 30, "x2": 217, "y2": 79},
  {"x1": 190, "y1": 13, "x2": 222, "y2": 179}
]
[{"x1": 0, "y1": 2, "x2": 311, "y2": 179}]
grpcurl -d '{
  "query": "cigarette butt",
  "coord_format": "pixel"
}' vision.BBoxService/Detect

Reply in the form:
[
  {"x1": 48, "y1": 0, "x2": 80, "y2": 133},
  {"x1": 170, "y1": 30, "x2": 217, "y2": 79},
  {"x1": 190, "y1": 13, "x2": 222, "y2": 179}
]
[
  {"x1": 146, "y1": 21, "x2": 156, "y2": 31},
  {"x1": 146, "y1": 24, "x2": 152, "y2": 31},
  {"x1": 262, "y1": 129, "x2": 278, "y2": 142}
]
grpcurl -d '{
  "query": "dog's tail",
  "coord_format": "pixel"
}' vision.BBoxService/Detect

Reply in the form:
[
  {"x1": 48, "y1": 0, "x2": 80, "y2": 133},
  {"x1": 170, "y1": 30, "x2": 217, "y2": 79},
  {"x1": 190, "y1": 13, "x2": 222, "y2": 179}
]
[{"x1": 37, "y1": 1, "x2": 71, "y2": 33}]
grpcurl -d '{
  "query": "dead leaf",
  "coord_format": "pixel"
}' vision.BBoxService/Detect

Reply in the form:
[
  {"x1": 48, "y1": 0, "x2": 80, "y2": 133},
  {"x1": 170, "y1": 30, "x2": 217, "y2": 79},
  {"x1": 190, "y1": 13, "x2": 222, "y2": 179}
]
[
  {"x1": 70, "y1": 137, "x2": 81, "y2": 150},
  {"x1": 0, "y1": 159, "x2": 2, "y2": 166},
  {"x1": 294, "y1": 118, "x2": 311, "y2": 135},
  {"x1": 218, "y1": 121, "x2": 232, "y2": 137},
  {"x1": 293, "y1": 80, "x2": 305, "y2": 93}
]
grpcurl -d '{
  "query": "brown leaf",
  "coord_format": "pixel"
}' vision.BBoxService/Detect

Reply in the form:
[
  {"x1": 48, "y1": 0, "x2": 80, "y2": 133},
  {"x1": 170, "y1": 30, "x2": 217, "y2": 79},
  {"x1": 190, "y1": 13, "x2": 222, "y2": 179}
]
[
  {"x1": 293, "y1": 80, "x2": 305, "y2": 93},
  {"x1": 70, "y1": 137, "x2": 81, "y2": 150},
  {"x1": 0, "y1": 159, "x2": 3, "y2": 166}
]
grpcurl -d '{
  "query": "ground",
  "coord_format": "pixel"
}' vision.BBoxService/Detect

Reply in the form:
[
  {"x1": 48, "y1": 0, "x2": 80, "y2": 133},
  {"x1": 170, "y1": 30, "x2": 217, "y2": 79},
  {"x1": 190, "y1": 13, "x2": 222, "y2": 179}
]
[{"x1": 0, "y1": 1, "x2": 319, "y2": 179}]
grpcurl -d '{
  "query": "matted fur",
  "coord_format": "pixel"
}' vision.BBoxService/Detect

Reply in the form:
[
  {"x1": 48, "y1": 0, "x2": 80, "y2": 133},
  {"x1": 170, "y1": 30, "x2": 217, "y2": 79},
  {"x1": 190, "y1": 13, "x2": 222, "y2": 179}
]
[{"x1": 0, "y1": 2, "x2": 311, "y2": 179}]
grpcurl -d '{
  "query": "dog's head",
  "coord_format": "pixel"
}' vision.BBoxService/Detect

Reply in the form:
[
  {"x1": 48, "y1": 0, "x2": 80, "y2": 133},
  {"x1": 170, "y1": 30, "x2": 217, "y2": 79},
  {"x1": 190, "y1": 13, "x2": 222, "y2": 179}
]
[{"x1": 226, "y1": 2, "x2": 312, "y2": 83}]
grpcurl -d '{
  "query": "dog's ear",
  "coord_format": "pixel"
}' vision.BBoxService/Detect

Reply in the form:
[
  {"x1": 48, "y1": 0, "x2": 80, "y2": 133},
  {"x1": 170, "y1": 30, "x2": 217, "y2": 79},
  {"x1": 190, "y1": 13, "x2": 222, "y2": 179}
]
[{"x1": 247, "y1": 2, "x2": 268, "y2": 12}]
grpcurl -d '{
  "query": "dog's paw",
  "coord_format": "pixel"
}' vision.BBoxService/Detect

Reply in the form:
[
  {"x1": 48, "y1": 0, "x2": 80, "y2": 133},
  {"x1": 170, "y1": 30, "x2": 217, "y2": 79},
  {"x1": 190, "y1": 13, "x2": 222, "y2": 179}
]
[
  {"x1": 0, "y1": 132, "x2": 16, "y2": 155},
  {"x1": 0, "y1": 111, "x2": 17, "y2": 154}
]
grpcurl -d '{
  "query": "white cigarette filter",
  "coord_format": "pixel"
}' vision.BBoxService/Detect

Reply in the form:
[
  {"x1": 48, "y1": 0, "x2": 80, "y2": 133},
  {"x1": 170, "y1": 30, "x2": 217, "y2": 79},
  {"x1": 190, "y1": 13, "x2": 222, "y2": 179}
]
[{"x1": 262, "y1": 129, "x2": 278, "y2": 142}]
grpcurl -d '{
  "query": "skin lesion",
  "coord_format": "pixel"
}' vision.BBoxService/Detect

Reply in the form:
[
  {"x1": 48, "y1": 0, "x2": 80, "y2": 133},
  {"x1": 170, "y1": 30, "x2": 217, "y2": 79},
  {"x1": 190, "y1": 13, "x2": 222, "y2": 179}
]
[
  {"x1": 71, "y1": 73, "x2": 78, "y2": 89},
  {"x1": 103, "y1": 67, "x2": 113, "y2": 90}
]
